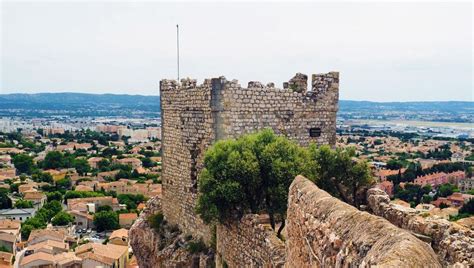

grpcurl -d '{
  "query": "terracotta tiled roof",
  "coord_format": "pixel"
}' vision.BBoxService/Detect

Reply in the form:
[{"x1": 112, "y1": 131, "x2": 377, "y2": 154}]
[
  {"x1": 110, "y1": 228, "x2": 129, "y2": 240},
  {"x1": 75, "y1": 242, "x2": 128, "y2": 265},
  {"x1": 0, "y1": 219, "x2": 21, "y2": 230},
  {"x1": 28, "y1": 239, "x2": 69, "y2": 252},
  {"x1": 119, "y1": 213, "x2": 137, "y2": 220},
  {"x1": 20, "y1": 252, "x2": 55, "y2": 266},
  {"x1": 28, "y1": 229, "x2": 66, "y2": 244}
]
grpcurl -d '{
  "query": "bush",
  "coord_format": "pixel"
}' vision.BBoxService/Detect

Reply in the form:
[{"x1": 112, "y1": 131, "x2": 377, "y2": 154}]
[
  {"x1": 147, "y1": 212, "x2": 164, "y2": 232},
  {"x1": 187, "y1": 239, "x2": 207, "y2": 254}
]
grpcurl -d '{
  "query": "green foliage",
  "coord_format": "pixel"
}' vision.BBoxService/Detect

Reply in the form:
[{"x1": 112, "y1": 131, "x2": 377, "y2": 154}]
[
  {"x1": 386, "y1": 159, "x2": 404, "y2": 170},
  {"x1": 117, "y1": 194, "x2": 145, "y2": 210},
  {"x1": 147, "y1": 212, "x2": 164, "y2": 232},
  {"x1": 0, "y1": 245, "x2": 11, "y2": 253},
  {"x1": 52, "y1": 211, "x2": 74, "y2": 226},
  {"x1": 43, "y1": 151, "x2": 67, "y2": 169},
  {"x1": 394, "y1": 183, "x2": 431, "y2": 206},
  {"x1": 97, "y1": 205, "x2": 113, "y2": 212},
  {"x1": 56, "y1": 177, "x2": 72, "y2": 191},
  {"x1": 197, "y1": 129, "x2": 309, "y2": 236},
  {"x1": 93, "y1": 211, "x2": 119, "y2": 232},
  {"x1": 21, "y1": 224, "x2": 34, "y2": 240},
  {"x1": 439, "y1": 202, "x2": 449, "y2": 209},
  {"x1": 73, "y1": 158, "x2": 91, "y2": 176},
  {"x1": 438, "y1": 183, "x2": 459, "y2": 197},
  {"x1": 64, "y1": 190, "x2": 104, "y2": 201},
  {"x1": 9, "y1": 183, "x2": 20, "y2": 194},
  {"x1": 141, "y1": 157, "x2": 156, "y2": 168},
  {"x1": 187, "y1": 239, "x2": 207, "y2": 254},
  {"x1": 0, "y1": 189, "x2": 12, "y2": 209},
  {"x1": 459, "y1": 198, "x2": 474, "y2": 215},
  {"x1": 15, "y1": 199, "x2": 33, "y2": 208},
  {"x1": 307, "y1": 145, "x2": 374, "y2": 207},
  {"x1": 12, "y1": 154, "x2": 35, "y2": 174},
  {"x1": 31, "y1": 172, "x2": 53, "y2": 183},
  {"x1": 46, "y1": 191, "x2": 63, "y2": 202}
]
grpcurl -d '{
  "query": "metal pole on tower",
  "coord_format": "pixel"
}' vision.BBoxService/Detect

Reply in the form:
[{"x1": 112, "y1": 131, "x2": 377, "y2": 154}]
[{"x1": 176, "y1": 24, "x2": 180, "y2": 82}]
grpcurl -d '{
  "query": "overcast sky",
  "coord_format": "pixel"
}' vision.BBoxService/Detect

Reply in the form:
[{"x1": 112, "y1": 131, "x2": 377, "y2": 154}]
[{"x1": 1, "y1": 1, "x2": 472, "y2": 101}]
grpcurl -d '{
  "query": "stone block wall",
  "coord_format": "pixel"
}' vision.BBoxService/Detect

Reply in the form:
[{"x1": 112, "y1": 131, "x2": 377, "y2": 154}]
[
  {"x1": 159, "y1": 72, "x2": 339, "y2": 242},
  {"x1": 286, "y1": 175, "x2": 441, "y2": 267},
  {"x1": 215, "y1": 215, "x2": 286, "y2": 268},
  {"x1": 367, "y1": 188, "x2": 474, "y2": 266}
]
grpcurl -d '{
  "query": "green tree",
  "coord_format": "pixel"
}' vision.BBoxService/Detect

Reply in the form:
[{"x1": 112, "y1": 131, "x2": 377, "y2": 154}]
[
  {"x1": 46, "y1": 191, "x2": 63, "y2": 202},
  {"x1": 15, "y1": 199, "x2": 33, "y2": 208},
  {"x1": 97, "y1": 205, "x2": 113, "y2": 212},
  {"x1": 21, "y1": 224, "x2": 35, "y2": 240},
  {"x1": 56, "y1": 177, "x2": 72, "y2": 190},
  {"x1": 386, "y1": 159, "x2": 404, "y2": 170},
  {"x1": 93, "y1": 211, "x2": 119, "y2": 232},
  {"x1": 73, "y1": 158, "x2": 91, "y2": 176},
  {"x1": 0, "y1": 189, "x2": 12, "y2": 209},
  {"x1": 459, "y1": 198, "x2": 474, "y2": 215},
  {"x1": 43, "y1": 151, "x2": 65, "y2": 169},
  {"x1": 51, "y1": 211, "x2": 74, "y2": 226},
  {"x1": 307, "y1": 145, "x2": 374, "y2": 208},
  {"x1": 141, "y1": 157, "x2": 156, "y2": 168},
  {"x1": 12, "y1": 154, "x2": 34, "y2": 174},
  {"x1": 32, "y1": 172, "x2": 53, "y2": 183},
  {"x1": 196, "y1": 129, "x2": 308, "y2": 237},
  {"x1": 438, "y1": 183, "x2": 459, "y2": 197}
]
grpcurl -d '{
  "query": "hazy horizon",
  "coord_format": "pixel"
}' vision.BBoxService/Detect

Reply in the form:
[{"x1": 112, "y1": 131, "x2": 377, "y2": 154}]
[{"x1": 1, "y1": 2, "x2": 472, "y2": 102}]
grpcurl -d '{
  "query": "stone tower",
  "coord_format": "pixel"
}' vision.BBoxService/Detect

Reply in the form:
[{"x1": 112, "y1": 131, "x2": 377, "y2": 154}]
[{"x1": 159, "y1": 72, "x2": 339, "y2": 241}]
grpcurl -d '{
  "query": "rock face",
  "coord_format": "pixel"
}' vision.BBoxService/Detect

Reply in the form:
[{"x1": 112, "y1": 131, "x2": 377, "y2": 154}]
[
  {"x1": 216, "y1": 214, "x2": 286, "y2": 267},
  {"x1": 129, "y1": 196, "x2": 214, "y2": 268},
  {"x1": 159, "y1": 72, "x2": 339, "y2": 242},
  {"x1": 286, "y1": 176, "x2": 441, "y2": 267},
  {"x1": 367, "y1": 188, "x2": 474, "y2": 267}
]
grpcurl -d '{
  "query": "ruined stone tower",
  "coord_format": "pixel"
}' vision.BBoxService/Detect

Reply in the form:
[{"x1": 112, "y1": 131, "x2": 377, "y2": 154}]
[{"x1": 159, "y1": 72, "x2": 339, "y2": 241}]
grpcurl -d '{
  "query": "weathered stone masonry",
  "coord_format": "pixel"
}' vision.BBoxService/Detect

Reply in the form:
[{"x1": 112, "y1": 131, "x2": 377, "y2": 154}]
[
  {"x1": 285, "y1": 176, "x2": 441, "y2": 268},
  {"x1": 160, "y1": 72, "x2": 339, "y2": 241}
]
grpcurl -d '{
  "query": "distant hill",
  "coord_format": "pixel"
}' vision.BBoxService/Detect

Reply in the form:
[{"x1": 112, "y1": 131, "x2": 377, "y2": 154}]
[
  {"x1": 0, "y1": 93, "x2": 472, "y2": 121},
  {"x1": 0, "y1": 93, "x2": 160, "y2": 118}
]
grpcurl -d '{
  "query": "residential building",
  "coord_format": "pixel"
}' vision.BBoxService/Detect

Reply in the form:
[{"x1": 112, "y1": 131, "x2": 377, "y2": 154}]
[
  {"x1": 0, "y1": 208, "x2": 36, "y2": 222},
  {"x1": 119, "y1": 213, "x2": 137, "y2": 228},
  {"x1": 114, "y1": 158, "x2": 142, "y2": 169},
  {"x1": 0, "y1": 168, "x2": 15, "y2": 178},
  {"x1": 75, "y1": 243, "x2": 129, "y2": 268},
  {"x1": 376, "y1": 180, "x2": 394, "y2": 197},
  {"x1": 109, "y1": 228, "x2": 129, "y2": 246},
  {"x1": 458, "y1": 178, "x2": 474, "y2": 193},
  {"x1": 0, "y1": 251, "x2": 13, "y2": 267},
  {"x1": 23, "y1": 191, "x2": 47, "y2": 209},
  {"x1": 28, "y1": 229, "x2": 66, "y2": 246},
  {"x1": 87, "y1": 157, "x2": 103, "y2": 169},
  {"x1": 0, "y1": 232, "x2": 16, "y2": 254},
  {"x1": 69, "y1": 210, "x2": 94, "y2": 229},
  {"x1": 26, "y1": 239, "x2": 69, "y2": 255},
  {"x1": 67, "y1": 196, "x2": 120, "y2": 212}
]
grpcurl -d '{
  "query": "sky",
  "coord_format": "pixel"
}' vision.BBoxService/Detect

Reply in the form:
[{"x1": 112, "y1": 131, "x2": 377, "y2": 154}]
[{"x1": 1, "y1": 1, "x2": 472, "y2": 101}]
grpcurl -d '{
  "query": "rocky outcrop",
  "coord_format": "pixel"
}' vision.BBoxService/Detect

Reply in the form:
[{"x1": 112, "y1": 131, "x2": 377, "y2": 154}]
[
  {"x1": 216, "y1": 214, "x2": 286, "y2": 267},
  {"x1": 129, "y1": 196, "x2": 214, "y2": 268},
  {"x1": 367, "y1": 188, "x2": 474, "y2": 267},
  {"x1": 286, "y1": 175, "x2": 441, "y2": 267}
]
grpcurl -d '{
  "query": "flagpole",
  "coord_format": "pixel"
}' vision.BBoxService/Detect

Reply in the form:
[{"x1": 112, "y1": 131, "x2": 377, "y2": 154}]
[{"x1": 176, "y1": 24, "x2": 180, "y2": 82}]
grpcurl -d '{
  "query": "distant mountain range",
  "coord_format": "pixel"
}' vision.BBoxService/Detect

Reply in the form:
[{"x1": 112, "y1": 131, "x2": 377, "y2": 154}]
[{"x1": 0, "y1": 93, "x2": 472, "y2": 121}]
